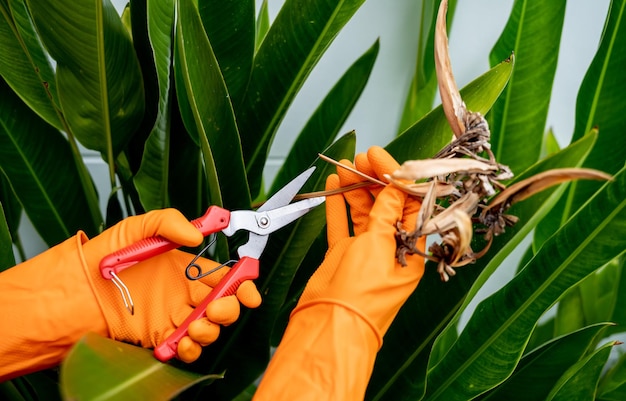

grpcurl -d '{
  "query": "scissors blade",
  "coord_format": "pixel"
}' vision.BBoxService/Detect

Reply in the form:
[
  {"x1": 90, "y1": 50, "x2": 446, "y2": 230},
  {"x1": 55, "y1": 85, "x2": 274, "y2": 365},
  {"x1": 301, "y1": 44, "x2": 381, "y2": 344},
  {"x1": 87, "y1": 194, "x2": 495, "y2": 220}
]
[
  {"x1": 236, "y1": 197, "x2": 325, "y2": 258},
  {"x1": 257, "y1": 167, "x2": 316, "y2": 212}
]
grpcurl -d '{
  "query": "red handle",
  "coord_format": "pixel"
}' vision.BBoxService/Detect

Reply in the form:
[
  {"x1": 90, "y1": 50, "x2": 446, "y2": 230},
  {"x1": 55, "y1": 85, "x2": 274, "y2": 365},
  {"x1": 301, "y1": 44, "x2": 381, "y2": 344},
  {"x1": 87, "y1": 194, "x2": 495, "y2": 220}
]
[
  {"x1": 153, "y1": 256, "x2": 260, "y2": 362},
  {"x1": 100, "y1": 206, "x2": 231, "y2": 279}
]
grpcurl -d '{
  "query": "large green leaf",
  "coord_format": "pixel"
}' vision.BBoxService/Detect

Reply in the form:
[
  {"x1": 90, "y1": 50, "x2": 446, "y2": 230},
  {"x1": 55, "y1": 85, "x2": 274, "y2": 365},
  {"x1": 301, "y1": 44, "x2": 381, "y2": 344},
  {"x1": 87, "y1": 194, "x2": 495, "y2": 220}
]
[
  {"x1": 0, "y1": 173, "x2": 21, "y2": 249},
  {"x1": 0, "y1": 79, "x2": 99, "y2": 244},
  {"x1": 0, "y1": 0, "x2": 61, "y2": 130},
  {"x1": 174, "y1": 0, "x2": 249, "y2": 211},
  {"x1": 270, "y1": 39, "x2": 379, "y2": 194},
  {"x1": 133, "y1": 0, "x2": 175, "y2": 211},
  {"x1": 554, "y1": 256, "x2": 622, "y2": 336},
  {"x1": 25, "y1": 0, "x2": 144, "y2": 160},
  {"x1": 489, "y1": 0, "x2": 566, "y2": 174},
  {"x1": 545, "y1": 341, "x2": 616, "y2": 401},
  {"x1": 423, "y1": 163, "x2": 626, "y2": 400},
  {"x1": 398, "y1": 0, "x2": 457, "y2": 132},
  {"x1": 567, "y1": 0, "x2": 626, "y2": 213},
  {"x1": 255, "y1": 0, "x2": 270, "y2": 51},
  {"x1": 366, "y1": 131, "x2": 597, "y2": 401},
  {"x1": 479, "y1": 323, "x2": 612, "y2": 401},
  {"x1": 598, "y1": 350, "x2": 626, "y2": 401},
  {"x1": 606, "y1": 254, "x2": 626, "y2": 335},
  {"x1": 61, "y1": 333, "x2": 220, "y2": 400},
  {"x1": 199, "y1": 0, "x2": 254, "y2": 106},
  {"x1": 196, "y1": 133, "x2": 356, "y2": 400},
  {"x1": 0, "y1": 201, "x2": 15, "y2": 271},
  {"x1": 236, "y1": 0, "x2": 366, "y2": 197},
  {"x1": 386, "y1": 56, "x2": 514, "y2": 163}
]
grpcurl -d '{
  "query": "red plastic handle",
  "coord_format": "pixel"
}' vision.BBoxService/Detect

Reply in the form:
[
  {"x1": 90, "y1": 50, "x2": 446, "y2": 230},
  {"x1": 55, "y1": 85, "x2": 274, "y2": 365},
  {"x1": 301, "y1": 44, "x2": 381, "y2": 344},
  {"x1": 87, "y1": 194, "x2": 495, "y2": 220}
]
[
  {"x1": 100, "y1": 206, "x2": 231, "y2": 279},
  {"x1": 153, "y1": 256, "x2": 260, "y2": 362}
]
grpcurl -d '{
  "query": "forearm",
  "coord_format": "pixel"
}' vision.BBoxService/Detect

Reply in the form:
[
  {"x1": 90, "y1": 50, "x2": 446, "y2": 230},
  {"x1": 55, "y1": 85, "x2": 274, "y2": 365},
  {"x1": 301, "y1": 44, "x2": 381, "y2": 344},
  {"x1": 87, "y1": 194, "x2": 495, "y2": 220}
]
[
  {"x1": 0, "y1": 234, "x2": 108, "y2": 381},
  {"x1": 254, "y1": 302, "x2": 380, "y2": 401}
]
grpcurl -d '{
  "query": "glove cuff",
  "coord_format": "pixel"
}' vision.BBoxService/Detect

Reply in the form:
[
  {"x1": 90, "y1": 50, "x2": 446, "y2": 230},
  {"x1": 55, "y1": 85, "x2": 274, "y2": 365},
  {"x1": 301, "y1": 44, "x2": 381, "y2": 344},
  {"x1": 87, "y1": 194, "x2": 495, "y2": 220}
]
[
  {"x1": 0, "y1": 234, "x2": 109, "y2": 380},
  {"x1": 75, "y1": 231, "x2": 130, "y2": 342},
  {"x1": 291, "y1": 298, "x2": 383, "y2": 349}
]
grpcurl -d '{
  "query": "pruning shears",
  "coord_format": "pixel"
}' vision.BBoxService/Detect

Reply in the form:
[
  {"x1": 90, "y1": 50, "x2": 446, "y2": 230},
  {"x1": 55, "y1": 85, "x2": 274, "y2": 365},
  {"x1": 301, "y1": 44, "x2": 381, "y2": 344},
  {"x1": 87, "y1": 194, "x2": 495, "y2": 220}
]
[{"x1": 99, "y1": 167, "x2": 324, "y2": 362}]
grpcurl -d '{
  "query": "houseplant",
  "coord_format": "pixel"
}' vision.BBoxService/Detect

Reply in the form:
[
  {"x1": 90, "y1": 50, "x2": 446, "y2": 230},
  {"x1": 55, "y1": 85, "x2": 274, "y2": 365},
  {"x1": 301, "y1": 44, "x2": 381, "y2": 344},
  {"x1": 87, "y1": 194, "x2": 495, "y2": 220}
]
[{"x1": 1, "y1": 0, "x2": 625, "y2": 399}]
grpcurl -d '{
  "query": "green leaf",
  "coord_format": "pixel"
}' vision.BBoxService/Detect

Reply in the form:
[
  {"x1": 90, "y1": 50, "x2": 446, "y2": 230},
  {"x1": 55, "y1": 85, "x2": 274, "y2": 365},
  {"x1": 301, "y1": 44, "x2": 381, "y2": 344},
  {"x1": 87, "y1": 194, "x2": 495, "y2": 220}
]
[
  {"x1": 255, "y1": 0, "x2": 270, "y2": 51},
  {"x1": 541, "y1": 128, "x2": 561, "y2": 159},
  {"x1": 545, "y1": 341, "x2": 616, "y2": 401},
  {"x1": 175, "y1": 0, "x2": 249, "y2": 211},
  {"x1": 606, "y1": 255, "x2": 626, "y2": 335},
  {"x1": 479, "y1": 323, "x2": 613, "y2": 401},
  {"x1": 0, "y1": 79, "x2": 99, "y2": 245},
  {"x1": 598, "y1": 350, "x2": 626, "y2": 401},
  {"x1": 0, "y1": 201, "x2": 15, "y2": 271},
  {"x1": 398, "y1": 0, "x2": 457, "y2": 132},
  {"x1": 555, "y1": 257, "x2": 622, "y2": 336},
  {"x1": 199, "y1": 0, "x2": 254, "y2": 106},
  {"x1": 60, "y1": 333, "x2": 220, "y2": 401},
  {"x1": 0, "y1": 0, "x2": 61, "y2": 130},
  {"x1": 133, "y1": 0, "x2": 175, "y2": 211},
  {"x1": 25, "y1": 0, "x2": 144, "y2": 159},
  {"x1": 0, "y1": 172, "x2": 21, "y2": 242},
  {"x1": 525, "y1": 316, "x2": 555, "y2": 356},
  {"x1": 566, "y1": 0, "x2": 626, "y2": 216},
  {"x1": 197, "y1": 133, "x2": 356, "y2": 400},
  {"x1": 489, "y1": 0, "x2": 566, "y2": 174},
  {"x1": 8, "y1": 372, "x2": 62, "y2": 401},
  {"x1": 386, "y1": 56, "x2": 514, "y2": 163},
  {"x1": 236, "y1": 0, "x2": 366, "y2": 197},
  {"x1": 366, "y1": 131, "x2": 598, "y2": 401},
  {"x1": 423, "y1": 163, "x2": 626, "y2": 400},
  {"x1": 270, "y1": 39, "x2": 379, "y2": 194}
]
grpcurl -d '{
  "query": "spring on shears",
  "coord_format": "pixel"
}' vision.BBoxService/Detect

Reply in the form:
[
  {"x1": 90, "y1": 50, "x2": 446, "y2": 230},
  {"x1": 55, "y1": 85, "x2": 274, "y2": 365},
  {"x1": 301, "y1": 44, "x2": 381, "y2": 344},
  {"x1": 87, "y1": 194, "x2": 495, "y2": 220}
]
[{"x1": 185, "y1": 235, "x2": 236, "y2": 280}]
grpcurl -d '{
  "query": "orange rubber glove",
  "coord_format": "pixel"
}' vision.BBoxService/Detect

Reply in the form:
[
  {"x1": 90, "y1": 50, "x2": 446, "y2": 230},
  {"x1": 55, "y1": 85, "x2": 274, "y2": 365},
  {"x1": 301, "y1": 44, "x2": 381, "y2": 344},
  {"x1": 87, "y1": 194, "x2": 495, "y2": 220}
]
[
  {"x1": 254, "y1": 146, "x2": 425, "y2": 400},
  {"x1": 0, "y1": 208, "x2": 261, "y2": 381}
]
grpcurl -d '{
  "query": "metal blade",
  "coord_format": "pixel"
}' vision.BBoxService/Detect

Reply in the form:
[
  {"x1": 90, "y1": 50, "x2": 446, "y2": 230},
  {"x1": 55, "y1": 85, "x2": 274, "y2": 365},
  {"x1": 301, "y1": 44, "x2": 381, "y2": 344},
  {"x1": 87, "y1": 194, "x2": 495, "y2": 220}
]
[
  {"x1": 261, "y1": 197, "x2": 325, "y2": 233},
  {"x1": 257, "y1": 167, "x2": 316, "y2": 212},
  {"x1": 236, "y1": 197, "x2": 325, "y2": 258}
]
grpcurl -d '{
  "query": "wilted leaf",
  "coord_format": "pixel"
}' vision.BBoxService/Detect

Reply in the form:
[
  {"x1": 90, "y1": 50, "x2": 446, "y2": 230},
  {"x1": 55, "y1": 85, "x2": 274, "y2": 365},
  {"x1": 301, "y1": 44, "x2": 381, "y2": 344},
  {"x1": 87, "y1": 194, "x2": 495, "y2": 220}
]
[{"x1": 435, "y1": 0, "x2": 465, "y2": 137}]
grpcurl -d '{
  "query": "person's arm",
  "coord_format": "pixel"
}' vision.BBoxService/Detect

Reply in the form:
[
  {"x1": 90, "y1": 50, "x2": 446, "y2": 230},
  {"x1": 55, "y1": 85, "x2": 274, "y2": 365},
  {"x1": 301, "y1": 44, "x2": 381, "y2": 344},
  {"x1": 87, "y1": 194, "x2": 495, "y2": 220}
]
[
  {"x1": 0, "y1": 209, "x2": 261, "y2": 382},
  {"x1": 0, "y1": 234, "x2": 108, "y2": 380},
  {"x1": 254, "y1": 147, "x2": 425, "y2": 400}
]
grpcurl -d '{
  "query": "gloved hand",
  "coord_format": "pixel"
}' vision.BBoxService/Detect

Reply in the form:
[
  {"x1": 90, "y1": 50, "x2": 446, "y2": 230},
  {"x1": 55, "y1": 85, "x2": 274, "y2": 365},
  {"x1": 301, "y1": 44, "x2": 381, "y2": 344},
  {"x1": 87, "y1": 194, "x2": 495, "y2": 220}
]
[
  {"x1": 298, "y1": 145, "x2": 425, "y2": 337},
  {"x1": 0, "y1": 209, "x2": 261, "y2": 381},
  {"x1": 81, "y1": 209, "x2": 262, "y2": 362},
  {"x1": 255, "y1": 146, "x2": 425, "y2": 400}
]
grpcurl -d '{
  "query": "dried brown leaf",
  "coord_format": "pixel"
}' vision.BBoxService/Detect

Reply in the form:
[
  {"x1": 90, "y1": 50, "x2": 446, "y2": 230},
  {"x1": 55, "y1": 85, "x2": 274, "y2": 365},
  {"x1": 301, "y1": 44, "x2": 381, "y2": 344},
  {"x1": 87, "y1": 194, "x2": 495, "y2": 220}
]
[
  {"x1": 390, "y1": 158, "x2": 497, "y2": 181},
  {"x1": 484, "y1": 168, "x2": 612, "y2": 213},
  {"x1": 420, "y1": 192, "x2": 480, "y2": 235},
  {"x1": 435, "y1": 0, "x2": 466, "y2": 138},
  {"x1": 387, "y1": 178, "x2": 457, "y2": 197}
]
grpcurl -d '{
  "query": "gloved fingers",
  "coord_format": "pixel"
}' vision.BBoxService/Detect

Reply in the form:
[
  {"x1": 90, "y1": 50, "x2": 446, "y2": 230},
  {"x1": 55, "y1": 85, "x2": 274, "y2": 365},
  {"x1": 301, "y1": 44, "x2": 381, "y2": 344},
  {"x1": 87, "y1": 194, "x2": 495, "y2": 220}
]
[
  {"x1": 235, "y1": 280, "x2": 262, "y2": 309},
  {"x1": 366, "y1": 184, "x2": 408, "y2": 238},
  {"x1": 325, "y1": 174, "x2": 350, "y2": 246},
  {"x1": 205, "y1": 295, "x2": 240, "y2": 326},
  {"x1": 177, "y1": 335, "x2": 202, "y2": 363},
  {"x1": 188, "y1": 318, "x2": 220, "y2": 346},
  {"x1": 337, "y1": 157, "x2": 374, "y2": 235},
  {"x1": 367, "y1": 146, "x2": 401, "y2": 181},
  {"x1": 365, "y1": 146, "x2": 402, "y2": 197},
  {"x1": 297, "y1": 237, "x2": 353, "y2": 305},
  {"x1": 131, "y1": 208, "x2": 204, "y2": 248},
  {"x1": 399, "y1": 196, "x2": 422, "y2": 232}
]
